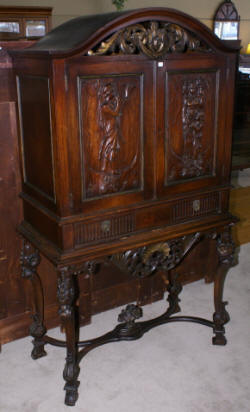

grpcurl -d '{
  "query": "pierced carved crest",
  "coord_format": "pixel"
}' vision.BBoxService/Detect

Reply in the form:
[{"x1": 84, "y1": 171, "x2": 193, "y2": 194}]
[{"x1": 87, "y1": 21, "x2": 210, "y2": 59}]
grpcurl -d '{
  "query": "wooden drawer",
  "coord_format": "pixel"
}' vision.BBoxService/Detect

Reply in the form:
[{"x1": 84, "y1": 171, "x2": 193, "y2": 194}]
[{"x1": 73, "y1": 191, "x2": 221, "y2": 247}]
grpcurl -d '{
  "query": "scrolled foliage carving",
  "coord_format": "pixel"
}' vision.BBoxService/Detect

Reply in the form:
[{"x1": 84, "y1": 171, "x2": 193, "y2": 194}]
[
  {"x1": 110, "y1": 233, "x2": 201, "y2": 277},
  {"x1": 88, "y1": 21, "x2": 210, "y2": 59}
]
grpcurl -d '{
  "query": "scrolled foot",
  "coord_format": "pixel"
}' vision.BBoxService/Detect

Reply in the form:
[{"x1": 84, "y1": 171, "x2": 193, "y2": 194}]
[
  {"x1": 212, "y1": 302, "x2": 229, "y2": 346},
  {"x1": 63, "y1": 357, "x2": 80, "y2": 406},
  {"x1": 64, "y1": 381, "x2": 80, "y2": 406},
  {"x1": 212, "y1": 330, "x2": 227, "y2": 346},
  {"x1": 31, "y1": 339, "x2": 47, "y2": 359}
]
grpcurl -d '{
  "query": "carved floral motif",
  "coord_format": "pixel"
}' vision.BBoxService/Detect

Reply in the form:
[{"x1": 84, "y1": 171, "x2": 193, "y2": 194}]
[{"x1": 88, "y1": 21, "x2": 210, "y2": 58}]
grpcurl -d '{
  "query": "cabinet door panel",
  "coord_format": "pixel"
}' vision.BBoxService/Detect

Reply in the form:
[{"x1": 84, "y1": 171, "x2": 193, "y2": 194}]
[
  {"x1": 67, "y1": 59, "x2": 154, "y2": 213},
  {"x1": 166, "y1": 71, "x2": 217, "y2": 183},
  {"x1": 80, "y1": 74, "x2": 142, "y2": 199},
  {"x1": 157, "y1": 57, "x2": 227, "y2": 198}
]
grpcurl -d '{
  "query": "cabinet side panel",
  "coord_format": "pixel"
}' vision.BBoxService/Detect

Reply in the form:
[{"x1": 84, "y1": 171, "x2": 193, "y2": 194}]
[{"x1": 17, "y1": 74, "x2": 55, "y2": 202}]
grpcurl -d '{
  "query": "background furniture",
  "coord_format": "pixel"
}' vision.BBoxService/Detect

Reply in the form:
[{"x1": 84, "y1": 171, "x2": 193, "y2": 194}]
[
  {"x1": 12, "y1": 8, "x2": 237, "y2": 406},
  {"x1": 0, "y1": 8, "x2": 55, "y2": 349},
  {"x1": 232, "y1": 54, "x2": 250, "y2": 170},
  {"x1": 213, "y1": 0, "x2": 241, "y2": 48},
  {"x1": 0, "y1": 6, "x2": 52, "y2": 41}
]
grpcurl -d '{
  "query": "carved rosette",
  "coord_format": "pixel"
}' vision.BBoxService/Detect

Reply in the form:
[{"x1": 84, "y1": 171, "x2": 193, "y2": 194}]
[{"x1": 88, "y1": 21, "x2": 210, "y2": 58}]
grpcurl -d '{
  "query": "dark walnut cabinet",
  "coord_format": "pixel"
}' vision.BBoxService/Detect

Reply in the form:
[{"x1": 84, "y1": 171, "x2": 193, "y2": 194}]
[{"x1": 12, "y1": 8, "x2": 238, "y2": 406}]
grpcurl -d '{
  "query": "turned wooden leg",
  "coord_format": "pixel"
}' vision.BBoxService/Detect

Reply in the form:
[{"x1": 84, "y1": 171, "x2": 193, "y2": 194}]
[
  {"x1": 20, "y1": 239, "x2": 47, "y2": 359},
  {"x1": 57, "y1": 267, "x2": 80, "y2": 406},
  {"x1": 213, "y1": 228, "x2": 235, "y2": 346},
  {"x1": 166, "y1": 272, "x2": 182, "y2": 316}
]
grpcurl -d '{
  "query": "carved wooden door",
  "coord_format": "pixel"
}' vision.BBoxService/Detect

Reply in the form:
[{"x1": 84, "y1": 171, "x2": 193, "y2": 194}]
[
  {"x1": 156, "y1": 55, "x2": 230, "y2": 198},
  {"x1": 67, "y1": 58, "x2": 154, "y2": 215}
]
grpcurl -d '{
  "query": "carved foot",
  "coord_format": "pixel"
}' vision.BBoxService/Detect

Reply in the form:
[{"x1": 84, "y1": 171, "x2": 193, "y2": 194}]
[
  {"x1": 212, "y1": 302, "x2": 230, "y2": 346},
  {"x1": 31, "y1": 339, "x2": 47, "y2": 359},
  {"x1": 64, "y1": 381, "x2": 80, "y2": 406},
  {"x1": 63, "y1": 358, "x2": 80, "y2": 406},
  {"x1": 118, "y1": 304, "x2": 143, "y2": 337},
  {"x1": 212, "y1": 329, "x2": 227, "y2": 346}
]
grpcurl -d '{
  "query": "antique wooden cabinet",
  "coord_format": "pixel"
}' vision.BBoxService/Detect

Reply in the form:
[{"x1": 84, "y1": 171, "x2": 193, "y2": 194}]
[{"x1": 12, "y1": 8, "x2": 238, "y2": 406}]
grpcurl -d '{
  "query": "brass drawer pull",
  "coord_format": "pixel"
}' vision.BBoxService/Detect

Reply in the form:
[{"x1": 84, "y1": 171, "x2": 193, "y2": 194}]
[
  {"x1": 101, "y1": 220, "x2": 111, "y2": 233},
  {"x1": 193, "y1": 199, "x2": 200, "y2": 213}
]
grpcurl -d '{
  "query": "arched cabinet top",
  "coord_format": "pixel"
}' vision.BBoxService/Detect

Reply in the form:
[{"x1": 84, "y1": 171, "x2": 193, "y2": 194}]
[{"x1": 12, "y1": 7, "x2": 238, "y2": 58}]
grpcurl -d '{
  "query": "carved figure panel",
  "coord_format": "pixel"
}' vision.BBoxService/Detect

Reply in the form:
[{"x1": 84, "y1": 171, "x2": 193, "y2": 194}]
[
  {"x1": 165, "y1": 71, "x2": 218, "y2": 184},
  {"x1": 79, "y1": 75, "x2": 143, "y2": 199}
]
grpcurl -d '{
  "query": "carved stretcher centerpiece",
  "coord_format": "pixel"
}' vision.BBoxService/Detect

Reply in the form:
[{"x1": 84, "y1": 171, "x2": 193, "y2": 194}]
[{"x1": 11, "y1": 7, "x2": 238, "y2": 406}]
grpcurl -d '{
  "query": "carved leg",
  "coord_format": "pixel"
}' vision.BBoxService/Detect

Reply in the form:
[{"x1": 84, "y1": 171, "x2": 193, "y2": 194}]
[
  {"x1": 213, "y1": 228, "x2": 235, "y2": 346},
  {"x1": 57, "y1": 267, "x2": 80, "y2": 406},
  {"x1": 21, "y1": 239, "x2": 47, "y2": 359},
  {"x1": 166, "y1": 272, "x2": 182, "y2": 316}
]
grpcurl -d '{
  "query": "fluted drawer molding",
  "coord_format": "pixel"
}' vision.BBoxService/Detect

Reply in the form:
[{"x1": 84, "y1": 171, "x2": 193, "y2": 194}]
[
  {"x1": 173, "y1": 192, "x2": 220, "y2": 221},
  {"x1": 74, "y1": 213, "x2": 136, "y2": 245}
]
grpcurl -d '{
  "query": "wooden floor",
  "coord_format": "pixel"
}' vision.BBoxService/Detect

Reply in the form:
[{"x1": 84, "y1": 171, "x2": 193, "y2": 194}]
[{"x1": 230, "y1": 186, "x2": 250, "y2": 245}]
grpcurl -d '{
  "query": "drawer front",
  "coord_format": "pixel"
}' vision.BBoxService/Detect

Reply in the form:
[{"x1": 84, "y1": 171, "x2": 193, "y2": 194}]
[
  {"x1": 172, "y1": 192, "x2": 220, "y2": 222},
  {"x1": 73, "y1": 191, "x2": 221, "y2": 247},
  {"x1": 74, "y1": 213, "x2": 136, "y2": 246}
]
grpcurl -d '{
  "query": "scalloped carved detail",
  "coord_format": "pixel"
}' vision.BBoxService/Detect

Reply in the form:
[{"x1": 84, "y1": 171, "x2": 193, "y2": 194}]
[{"x1": 87, "y1": 21, "x2": 210, "y2": 58}]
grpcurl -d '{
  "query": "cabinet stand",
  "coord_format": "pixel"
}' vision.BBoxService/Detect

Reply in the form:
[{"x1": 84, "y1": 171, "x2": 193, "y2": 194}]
[{"x1": 20, "y1": 226, "x2": 235, "y2": 406}]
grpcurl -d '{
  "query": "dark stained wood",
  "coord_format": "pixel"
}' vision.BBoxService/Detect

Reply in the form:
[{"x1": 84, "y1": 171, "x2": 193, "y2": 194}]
[
  {"x1": 17, "y1": 75, "x2": 55, "y2": 201},
  {"x1": 11, "y1": 8, "x2": 238, "y2": 405},
  {"x1": 0, "y1": 42, "x2": 60, "y2": 346}
]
